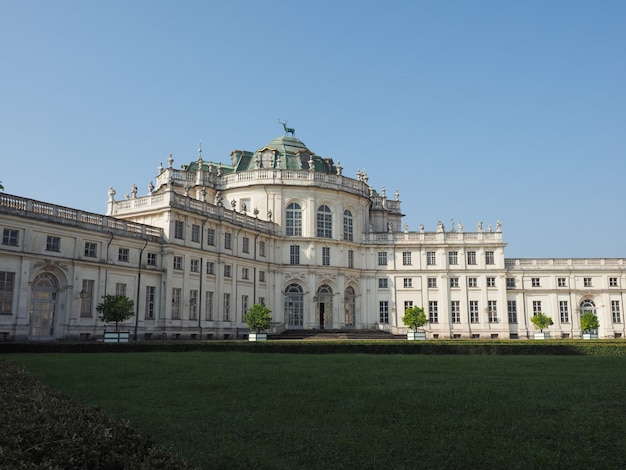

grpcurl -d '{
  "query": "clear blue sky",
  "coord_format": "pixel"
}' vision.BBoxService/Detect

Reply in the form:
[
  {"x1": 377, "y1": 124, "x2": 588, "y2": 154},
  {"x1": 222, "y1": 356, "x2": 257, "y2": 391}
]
[{"x1": 1, "y1": 1, "x2": 624, "y2": 258}]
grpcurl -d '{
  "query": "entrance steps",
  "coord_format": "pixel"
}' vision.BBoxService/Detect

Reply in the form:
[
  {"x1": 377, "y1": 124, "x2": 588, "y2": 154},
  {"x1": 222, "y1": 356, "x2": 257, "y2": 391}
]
[{"x1": 271, "y1": 329, "x2": 403, "y2": 341}]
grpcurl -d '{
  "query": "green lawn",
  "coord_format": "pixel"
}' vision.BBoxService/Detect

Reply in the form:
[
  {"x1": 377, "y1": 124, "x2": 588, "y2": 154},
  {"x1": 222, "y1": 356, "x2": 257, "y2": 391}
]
[{"x1": 8, "y1": 352, "x2": 626, "y2": 469}]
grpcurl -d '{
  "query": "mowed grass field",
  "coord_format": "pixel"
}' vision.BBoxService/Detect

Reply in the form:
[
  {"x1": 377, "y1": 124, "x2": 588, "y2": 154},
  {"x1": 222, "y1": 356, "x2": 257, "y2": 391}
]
[{"x1": 8, "y1": 352, "x2": 626, "y2": 469}]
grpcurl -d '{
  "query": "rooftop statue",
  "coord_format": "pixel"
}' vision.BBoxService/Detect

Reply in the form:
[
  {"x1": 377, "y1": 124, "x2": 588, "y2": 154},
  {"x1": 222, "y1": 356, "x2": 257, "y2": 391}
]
[{"x1": 278, "y1": 119, "x2": 295, "y2": 137}]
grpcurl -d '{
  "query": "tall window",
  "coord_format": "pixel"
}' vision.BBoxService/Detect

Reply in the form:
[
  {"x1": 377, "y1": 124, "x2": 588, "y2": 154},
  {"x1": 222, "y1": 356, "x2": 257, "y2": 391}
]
[
  {"x1": 223, "y1": 293, "x2": 231, "y2": 321},
  {"x1": 145, "y1": 286, "x2": 155, "y2": 319},
  {"x1": 378, "y1": 252, "x2": 388, "y2": 266},
  {"x1": 426, "y1": 251, "x2": 436, "y2": 265},
  {"x1": 118, "y1": 248, "x2": 129, "y2": 262},
  {"x1": 427, "y1": 277, "x2": 437, "y2": 288},
  {"x1": 402, "y1": 251, "x2": 412, "y2": 265},
  {"x1": 147, "y1": 252, "x2": 157, "y2": 266},
  {"x1": 189, "y1": 290, "x2": 198, "y2": 320},
  {"x1": 290, "y1": 245, "x2": 300, "y2": 265},
  {"x1": 173, "y1": 256, "x2": 183, "y2": 270},
  {"x1": 343, "y1": 210, "x2": 353, "y2": 241},
  {"x1": 206, "y1": 291, "x2": 214, "y2": 321},
  {"x1": 348, "y1": 250, "x2": 354, "y2": 269},
  {"x1": 485, "y1": 251, "x2": 495, "y2": 265},
  {"x1": 172, "y1": 288, "x2": 181, "y2": 319},
  {"x1": 322, "y1": 247, "x2": 330, "y2": 266},
  {"x1": 379, "y1": 301, "x2": 389, "y2": 324},
  {"x1": 242, "y1": 236, "x2": 250, "y2": 253},
  {"x1": 448, "y1": 251, "x2": 458, "y2": 265},
  {"x1": 284, "y1": 284, "x2": 303, "y2": 327},
  {"x1": 559, "y1": 301, "x2": 569, "y2": 323},
  {"x1": 403, "y1": 278, "x2": 413, "y2": 288},
  {"x1": 241, "y1": 295, "x2": 249, "y2": 322},
  {"x1": 584, "y1": 277, "x2": 592, "y2": 287},
  {"x1": 468, "y1": 277, "x2": 478, "y2": 288},
  {"x1": 286, "y1": 202, "x2": 302, "y2": 236},
  {"x1": 428, "y1": 301, "x2": 438, "y2": 323},
  {"x1": 532, "y1": 278, "x2": 540, "y2": 287},
  {"x1": 451, "y1": 301, "x2": 461, "y2": 323},
  {"x1": 80, "y1": 280, "x2": 94, "y2": 317},
  {"x1": 488, "y1": 301, "x2": 497, "y2": 323},
  {"x1": 612, "y1": 300, "x2": 621, "y2": 323},
  {"x1": 207, "y1": 228, "x2": 215, "y2": 246},
  {"x1": 206, "y1": 261, "x2": 215, "y2": 275},
  {"x1": 115, "y1": 283, "x2": 127, "y2": 296},
  {"x1": 224, "y1": 265, "x2": 232, "y2": 277},
  {"x1": 507, "y1": 300, "x2": 517, "y2": 323},
  {"x1": 609, "y1": 277, "x2": 618, "y2": 287},
  {"x1": 317, "y1": 205, "x2": 332, "y2": 238},
  {"x1": 190, "y1": 259, "x2": 200, "y2": 273},
  {"x1": 378, "y1": 278, "x2": 389, "y2": 289},
  {"x1": 467, "y1": 251, "x2": 476, "y2": 265},
  {"x1": 2, "y1": 229, "x2": 18, "y2": 246},
  {"x1": 242, "y1": 268, "x2": 249, "y2": 280},
  {"x1": 259, "y1": 270, "x2": 266, "y2": 283},
  {"x1": 191, "y1": 224, "x2": 200, "y2": 242},
  {"x1": 506, "y1": 278, "x2": 516, "y2": 289},
  {"x1": 259, "y1": 240, "x2": 266, "y2": 257},
  {"x1": 487, "y1": 277, "x2": 496, "y2": 287},
  {"x1": 84, "y1": 242, "x2": 97, "y2": 258},
  {"x1": 174, "y1": 220, "x2": 184, "y2": 239},
  {"x1": 224, "y1": 232, "x2": 232, "y2": 250},
  {"x1": 470, "y1": 301, "x2": 479, "y2": 323},
  {"x1": 558, "y1": 277, "x2": 567, "y2": 287},
  {"x1": 450, "y1": 277, "x2": 459, "y2": 288},
  {"x1": 533, "y1": 301, "x2": 542, "y2": 315},
  {"x1": 46, "y1": 235, "x2": 60, "y2": 252},
  {"x1": 404, "y1": 300, "x2": 414, "y2": 312}
]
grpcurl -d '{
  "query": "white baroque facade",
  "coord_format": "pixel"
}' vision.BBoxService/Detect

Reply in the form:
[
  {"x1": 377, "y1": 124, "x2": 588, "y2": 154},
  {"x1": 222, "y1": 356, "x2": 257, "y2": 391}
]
[{"x1": 0, "y1": 134, "x2": 624, "y2": 340}]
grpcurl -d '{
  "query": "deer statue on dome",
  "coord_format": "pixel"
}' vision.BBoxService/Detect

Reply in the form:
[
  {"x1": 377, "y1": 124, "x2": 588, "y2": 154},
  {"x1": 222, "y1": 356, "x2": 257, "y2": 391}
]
[{"x1": 278, "y1": 119, "x2": 295, "y2": 137}]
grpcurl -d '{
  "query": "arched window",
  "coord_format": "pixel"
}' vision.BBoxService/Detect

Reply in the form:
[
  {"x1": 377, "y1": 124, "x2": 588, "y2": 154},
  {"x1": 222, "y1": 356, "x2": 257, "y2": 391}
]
[
  {"x1": 580, "y1": 299, "x2": 596, "y2": 316},
  {"x1": 286, "y1": 203, "x2": 302, "y2": 237},
  {"x1": 284, "y1": 283, "x2": 303, "y2": 327},
  {"x1": 317, "y1": 205, "x2": 332, "y2": 238},
  {"x1": 343, "y1": 209, "x2": 353, "y2": 241}
]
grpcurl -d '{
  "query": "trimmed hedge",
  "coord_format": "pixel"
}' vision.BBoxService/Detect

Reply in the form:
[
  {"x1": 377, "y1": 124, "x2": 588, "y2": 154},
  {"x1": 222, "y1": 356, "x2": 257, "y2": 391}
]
[
  {"x1": 1, "y1": 339, "x2": 625, "y2": 356},
  {"x1": 0, "y1": 359, "x2": 192, "y2": 469}
]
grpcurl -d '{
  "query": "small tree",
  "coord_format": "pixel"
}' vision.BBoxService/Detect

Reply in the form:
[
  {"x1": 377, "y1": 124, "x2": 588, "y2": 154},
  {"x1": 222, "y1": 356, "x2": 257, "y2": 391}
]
[
  {"x1": 96, "y1": 295, "x2": 134, "y2": 332},
  {"x1": 580, "y1": 312, "x2": 600, "y2": 333},
  {"x1": 402, "y1": 306, "x2": 428, "y2": 332},
  {"x1": 530, "y1": 312, "x2": 553, "y2": 333},
  {"x1": 244, "y1": 303, "x2": 272, "y2": 333}
]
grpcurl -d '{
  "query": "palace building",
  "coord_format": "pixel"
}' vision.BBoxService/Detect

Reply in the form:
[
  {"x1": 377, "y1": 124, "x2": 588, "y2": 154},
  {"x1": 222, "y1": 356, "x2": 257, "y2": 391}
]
[{"x1": 0, "y1": 132, "x2": 624, "y2": 341}]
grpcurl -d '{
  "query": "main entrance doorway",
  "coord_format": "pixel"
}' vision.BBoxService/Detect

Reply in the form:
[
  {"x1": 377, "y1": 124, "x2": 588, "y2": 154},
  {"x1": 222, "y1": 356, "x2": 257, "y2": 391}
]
[
  {"x1": 29, "y1": 273, "x2": 58, "y2": 340},
  {"x1": 317, "y1": 285, "x2": 333, "y2": 329}
]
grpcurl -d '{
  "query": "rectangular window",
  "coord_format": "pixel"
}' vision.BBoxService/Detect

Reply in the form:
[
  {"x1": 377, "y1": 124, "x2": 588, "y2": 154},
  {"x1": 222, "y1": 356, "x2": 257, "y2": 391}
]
[
  {"x1": 241, "y1": 295, "x2": 249, "y2": 322},
  {"x1": 172, "y1": 288, "x2": 181, "y2": 319},
  {"x1": 379, "y1": 301, "x2": 389, "y2": 324},
  {"x1": 612, "y1": 300, "x2": 621, "y2": 323},
  {"x1": 507, "y1": 300, "x2": 517, "y2": 324},
  {"x1": 224, "y1": 232, "x2": 232, "y2": 250},
  {"x1": 427, "y1": 277, "x2": 437, "y2": 288},
  {"x1": 258, "y1": 296, "x2": 266, "y2": 306},
  {"x1": 532, "y1": 278, "x2": 540, "y2": 287},
  {"x1": 190, "y1": 259, "x2": 200, "y2": 273},
  {"x1": 426, "y1": 251, "x2": 436, "y2": 266},
  {"x1": 242, "y1": 236, "x2": 250, "y2": 253},
  {"x1": 470, "y1": 300, "x2": 479, "y2": 323},
  {"x1": 84, "y1": 242, "x2": 97, "y2": 258},
  {"x1": 485, "y1": 251, "x2": 495, "y2": 265},
  {"x1": 118, "y1": 248, "x2": 129, "y2": 262},
  {"x1": 259, "y1": 270, "x2": 266, "y2": 283},
  {"x1": 206, "y1": 261, "x2": 215, "y2": 275},
  {"x1": 403, "y1": 278, "x2": 413, "y2": 288},
  {"x1": 174, "y1": 220, "x2": 184, "y2": 239},
  {"x1": 487, "y1": 277, "x2": 496, "y2": 287},
  {"x1": 451, "y1": 301, "x2": 461, "y2": 323},
  {"x1": 488, "y1": 300, "x2": 497, "y2": 323},
  {"x1": 609, "y1": 277, "x2": 618, "y2": 287},
  {"x1": 80, "y1": 279, "x2": 95, "y2": 317},
  {"x1": 348, "y1": 250, "x2": 354, "y2": 269},
  {"x1": 468, "y1": 277, "x2": 478, "y2": 288},
  {"x1": 191, "y1": 224, "x2": 200, "y2": 242},
  {"x1": 450, "y1": 277, "x2": 459, "y2": 288},
  {"x1": 404, "y1": 300, "x2": 414, "y2": 312},
  {"x1": 402, "y1": 251, "x2": 412, "y2": 266},
  {"x1": 0, "y1": 272, "x2": 15, "y2": 314},
  {"x1": 173, "y1": 256, "x2": 183, "y2": 271},
  {"x1": 322, "y1": 247, "x2": 330, "y2": 266},
  {"x1": 224, "y1": 265, "x2": 232, "y2": 278},
  {"x1": 533, "y1": 301, "x2": 542, "y2": 315},
  {"x1": 467, "y1": 251, "x2": 476, "y2": 265},
  {"x1": 506, "y1": 278, "x2": 516, "y2": 289},
  {"x1": 46, "y1": 236, "x2": 60, "y2": 252},
  {"x1": 448, "y1": 251, "x2": 458, "y2": 265},
  {"x1": 378, "y1": 252, "x2": 388, "y2": 266},
  {"x1": 559, "y1": 301, "x2": 569, "y2": 323},
  {"x1": 378, "y1": 278, "x2": 389, "y2": 289},
  {"x1": 147, "y1": 252, "x2": 157, "y2": 266},
  {"x1": 428, "y1": 301, "x2": 438, "y2": 324},
  {"x1": 189, "y1": 289, "x2": 198, "y2": 320},
  {"x1": 145, "y1": 286, "x2": 155, "y2": 319},
  {"x1": 206, "y1": 291, "x2": 214, "y2": 321},
  {"x1": 2, "y1": 229, "x2": 18, "y2": 246},
  {"x1": 290, "y1": 245, "x2": 300, "y2": 265},
  {"x1": 259, "y1": 240, "x2": 266, "y2": 257},
  {"x1": 584, "y1": 277, "x2": 592, "y2": 287},
  {"x1": 207, "y1": 228, "x2": 216, "y2": 246},
  {"x1": 242, "y1": 267, "x2": 249, "y2": 280},
  {"x1": 115, "y1": 283, "x2": 127, "y2": 297},
  {"x1": 223, "y1": 293, "x2": 231, "y2": 321},
  {"x1": 558, "y1": 277, "x2": 567, "y2": 287}
]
